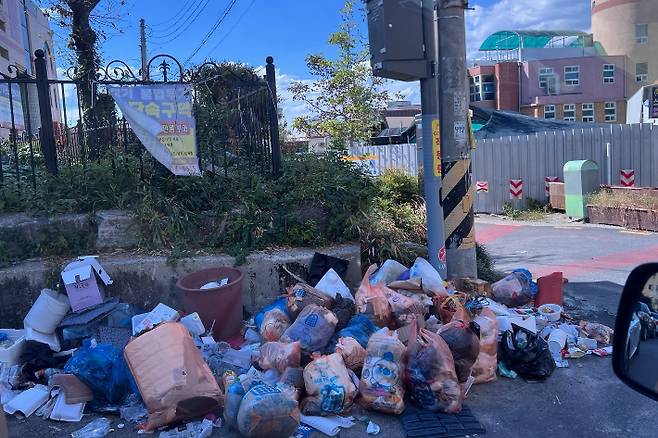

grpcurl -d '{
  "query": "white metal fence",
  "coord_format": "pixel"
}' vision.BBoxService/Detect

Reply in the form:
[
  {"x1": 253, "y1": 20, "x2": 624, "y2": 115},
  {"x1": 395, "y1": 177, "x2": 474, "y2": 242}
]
[
  {"x1": 349, "y1": 124, "x2": 658, "y2": 214},
  {"x1": 347, "y1": 143, "x2": 419, "y2": 176},
  {"x1": 472, "y1": 123, "x2": 658, "y2": 213}
]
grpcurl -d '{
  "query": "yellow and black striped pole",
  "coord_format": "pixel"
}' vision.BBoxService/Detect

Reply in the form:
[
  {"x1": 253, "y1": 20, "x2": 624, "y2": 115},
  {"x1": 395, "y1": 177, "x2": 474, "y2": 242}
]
[{"x1": 438, "y1": 0, "x2": 477, "y2": 278}]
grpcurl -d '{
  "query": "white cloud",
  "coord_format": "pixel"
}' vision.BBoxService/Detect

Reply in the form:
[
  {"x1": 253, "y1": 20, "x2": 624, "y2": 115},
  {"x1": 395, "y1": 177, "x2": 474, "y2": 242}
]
[{"x1": 466, "y1": 0, "x2": 592, "y2": 59}]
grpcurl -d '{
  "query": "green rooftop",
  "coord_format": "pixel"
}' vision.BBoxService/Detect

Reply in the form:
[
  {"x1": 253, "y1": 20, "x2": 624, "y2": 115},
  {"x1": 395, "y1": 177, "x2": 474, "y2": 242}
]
[{"x1": 479, "y1": 30, "x2": 591, "y2": 51}]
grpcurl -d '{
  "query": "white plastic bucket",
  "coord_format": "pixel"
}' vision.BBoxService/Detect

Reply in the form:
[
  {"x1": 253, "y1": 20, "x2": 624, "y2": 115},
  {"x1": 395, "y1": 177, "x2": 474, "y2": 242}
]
[{"x1": 23, "y1": 289, "x2": 71, "y2": 334}]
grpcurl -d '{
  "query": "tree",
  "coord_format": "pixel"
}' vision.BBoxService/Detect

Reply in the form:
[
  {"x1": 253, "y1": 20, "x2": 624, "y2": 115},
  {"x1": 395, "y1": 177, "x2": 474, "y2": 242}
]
[
  {"x1": 289, "y1": 1, "x2": 392, "y2": 149},
  {"x1": 44, "y1": 0, "x2": 126, "y2": 121}
]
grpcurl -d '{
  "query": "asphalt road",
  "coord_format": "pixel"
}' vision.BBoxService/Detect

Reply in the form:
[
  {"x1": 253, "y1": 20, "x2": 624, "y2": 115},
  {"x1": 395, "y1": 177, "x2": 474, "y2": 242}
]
[{"x1": 7, "y1": 216, "x2": 658, "y2": 437}]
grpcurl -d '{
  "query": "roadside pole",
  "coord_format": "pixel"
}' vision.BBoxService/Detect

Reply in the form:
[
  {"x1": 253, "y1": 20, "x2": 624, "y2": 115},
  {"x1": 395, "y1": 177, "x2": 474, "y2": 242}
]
[
  {"x1": 437, "y1": 0, "x2": 477, "y2": 278},
  {"x1": 140, "y1": 18, "x2": 148, "y2": 81},
  {"x1": 420, "y1": 0, "x2": 447, "y2": 277}
]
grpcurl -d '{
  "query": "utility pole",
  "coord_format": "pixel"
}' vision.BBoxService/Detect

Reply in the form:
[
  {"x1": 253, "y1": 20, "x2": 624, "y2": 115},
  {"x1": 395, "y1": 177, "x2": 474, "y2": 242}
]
[
  {"x1": 437, "y1": 0, "x2": 477, "y2": 278},
  {"x1": 140, "y1": 18, "x2": 148, "y2": 80},
  {"x1": 419, "y1": 0, "x2": 447, "y2": 277}
]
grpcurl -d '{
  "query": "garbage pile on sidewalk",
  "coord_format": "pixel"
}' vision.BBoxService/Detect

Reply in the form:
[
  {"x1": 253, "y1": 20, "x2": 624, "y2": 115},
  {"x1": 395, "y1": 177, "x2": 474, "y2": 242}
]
[{"x1": 0, "y1": 254, "x2": 616, "y2": 437}]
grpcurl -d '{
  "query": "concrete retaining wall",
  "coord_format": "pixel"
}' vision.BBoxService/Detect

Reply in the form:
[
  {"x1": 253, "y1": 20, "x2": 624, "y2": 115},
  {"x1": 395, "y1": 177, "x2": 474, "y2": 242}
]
[{"x1": 0, "y1": 244, "x2": 361, "y2": 327}]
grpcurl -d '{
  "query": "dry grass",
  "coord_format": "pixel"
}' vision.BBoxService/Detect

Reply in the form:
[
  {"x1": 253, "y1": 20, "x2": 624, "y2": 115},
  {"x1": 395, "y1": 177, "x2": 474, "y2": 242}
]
[{"x1": 589, "y1": 189, "x2": 658, "y2": 210}]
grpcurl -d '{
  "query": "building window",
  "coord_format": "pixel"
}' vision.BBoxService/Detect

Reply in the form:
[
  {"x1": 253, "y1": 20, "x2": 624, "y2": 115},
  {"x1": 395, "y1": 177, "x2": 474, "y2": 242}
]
[
  {"x1": 469, "y1": 77, "x2": 480, "y2": 102},
  {"x1": 539, "y1": 68, "x2": 557, "y2": 95},
  {"x1": 0, "y1": 20, "x2": 5, "y2": 32},
  {"x1": 0, "y1": 45, "x2": 7, "y2": 60},
  {"x1": 563, "y1": 104, "x2": 576, "y2": 121},
  {"x1": 544, "y1": 105, "x2": 556, "y2": 119},
  {"x1": 636, "y1": 23, "x2": 649, "y2": 44},
  {"x1": 603, "y1": 64, "x2": 615, "y2": 84},
  {"x1": 564, "y1": 65, "x2": 580, "y2": 86},
  {"x1": 469, "y1": 74, "x2": 496, "y2": 102},
  {"x1": 481, "y1": 74, "x2": 495, "y2": 101},
  {"x1": 605, "y1": 102, "x2": 616, "y2": 122},
  {"x1": 636, "y1": 62, "x2": 648, "y2": 82},
  {"x1": 582, "y1": 103, "x2": 594, "y2": 122}
]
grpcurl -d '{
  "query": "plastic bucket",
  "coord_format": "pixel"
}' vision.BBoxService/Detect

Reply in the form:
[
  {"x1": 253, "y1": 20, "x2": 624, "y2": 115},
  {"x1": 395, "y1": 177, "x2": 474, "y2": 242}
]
[
  {"x1": 177, "y1": 267, "x2": 244, "y2": 341},
  {"x1": 23, "y1": 289, "x2": 71, "y2": 334}
]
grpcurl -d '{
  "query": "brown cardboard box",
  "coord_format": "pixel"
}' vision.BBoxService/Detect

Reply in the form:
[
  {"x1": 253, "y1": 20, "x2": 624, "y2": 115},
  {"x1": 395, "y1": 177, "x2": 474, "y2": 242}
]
[
  {"x1": 455, "y1": 278, "x2": 493, "y2": 298},
  {"x1": 61, "y1": 257, "x2": 112, "y2": 312},
  {"x1": 124, "y1": 323, "x2": 222, "y2": 430}
]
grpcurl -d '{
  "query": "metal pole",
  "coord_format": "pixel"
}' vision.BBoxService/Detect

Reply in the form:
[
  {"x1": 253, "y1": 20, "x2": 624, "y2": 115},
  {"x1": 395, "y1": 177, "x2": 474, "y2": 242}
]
[
  {"x1": 265, "y1": 56, "x2": 282, "y2": 177},
  {"x1": 606, "y1": 141, "x2": 612, "y2": 185},
  {"x1": 438, "y1": 0, "x2": 476, "y2": 278},
  {"x1": 420, "y1": 0, "x2": 447, "y2": 277},
  {"x1": 34, "y1": 49, "x2": 58, "y2": 175},
  {"x1": 140, "y1": 18, "x2": 148, "y2": 81}
]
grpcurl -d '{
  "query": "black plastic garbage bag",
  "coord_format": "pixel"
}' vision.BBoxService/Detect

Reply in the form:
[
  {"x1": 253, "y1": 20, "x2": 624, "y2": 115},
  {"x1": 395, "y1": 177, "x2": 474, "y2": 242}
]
[{"x1": 500, "y1": 326, "x2": 555, "y2": 381}]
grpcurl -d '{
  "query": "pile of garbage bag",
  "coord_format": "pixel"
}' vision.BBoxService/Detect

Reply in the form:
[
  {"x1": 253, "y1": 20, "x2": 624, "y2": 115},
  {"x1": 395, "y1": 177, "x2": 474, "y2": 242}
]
[{"x1": 0, "y1": 253, "x2": 619, "y2": 437}]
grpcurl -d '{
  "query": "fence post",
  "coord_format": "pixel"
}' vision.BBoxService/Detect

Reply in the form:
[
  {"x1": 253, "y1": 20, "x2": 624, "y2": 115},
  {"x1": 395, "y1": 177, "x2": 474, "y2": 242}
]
[
  {"x1": 34, "y1": 49, "x2": 58, "y2": 174},
  {"x1": 265, "y1": 56, "x2": 282, "y2": 177}
]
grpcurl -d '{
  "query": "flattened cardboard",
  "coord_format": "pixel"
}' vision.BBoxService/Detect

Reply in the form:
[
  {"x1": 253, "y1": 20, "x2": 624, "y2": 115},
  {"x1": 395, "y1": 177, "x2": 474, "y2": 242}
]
[
  {"x1": 3, "y1": 384, "x2": 50, "y2": 418},
  {"x1": 49, "y1": 374, "x2": 94, "y2": 404},
  {"x1": 124, "y1": 323, "x2": 222, "y2": 430}
]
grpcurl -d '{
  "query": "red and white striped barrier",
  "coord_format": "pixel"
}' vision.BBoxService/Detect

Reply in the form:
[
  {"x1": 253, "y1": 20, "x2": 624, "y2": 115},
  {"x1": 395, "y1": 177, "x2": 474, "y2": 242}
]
[
  {"x1": 476, "y1": 181, "x2": 489, "y2": 193},
  {"x1": 509, "y1": 179, "x2": 523, "y2": 199},
  {"x1": 621, "y1": 169, "x2": 635, "y2": 187},
  {"x1": 545, "y1": 176, "x2": 559, "y2": 196}
]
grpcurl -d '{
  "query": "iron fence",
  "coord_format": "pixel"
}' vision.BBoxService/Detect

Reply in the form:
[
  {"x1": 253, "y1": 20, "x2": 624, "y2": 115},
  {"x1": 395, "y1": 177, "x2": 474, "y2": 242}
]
[{"x1": 0, "y1": 49, "x2": 281, "y2": 193}]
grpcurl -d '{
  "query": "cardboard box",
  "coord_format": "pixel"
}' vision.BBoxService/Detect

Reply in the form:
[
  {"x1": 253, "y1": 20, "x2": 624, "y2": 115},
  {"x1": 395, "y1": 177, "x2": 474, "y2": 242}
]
[
  {"x1": 61, "y1": 257, "x2": 112, "y2": 312},
  {"x1": 455, "y1": 278, "x2": 493, "y2": 297},
  {"x1": 124, "y1": 323, "x2": 222, "y2": 430}
]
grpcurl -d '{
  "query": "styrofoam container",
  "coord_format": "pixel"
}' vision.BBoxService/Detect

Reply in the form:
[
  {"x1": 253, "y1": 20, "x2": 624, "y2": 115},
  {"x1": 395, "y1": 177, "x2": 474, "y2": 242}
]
[
  {"x1": 0, "y1": 329, "x2": 26, "y2": 366},
  {"x1": 538, "y1": 304, "x2": 562, "y2": 322},
  {"x1": 23, "y1": 289, "x2": 70, "y2": 334}
]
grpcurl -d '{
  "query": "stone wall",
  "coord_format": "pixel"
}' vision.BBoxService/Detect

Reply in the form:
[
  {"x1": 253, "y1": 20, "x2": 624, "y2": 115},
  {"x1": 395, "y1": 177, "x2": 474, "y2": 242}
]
[{"x1": 0, "y1": 245, "x2": 361, "y2": 327}]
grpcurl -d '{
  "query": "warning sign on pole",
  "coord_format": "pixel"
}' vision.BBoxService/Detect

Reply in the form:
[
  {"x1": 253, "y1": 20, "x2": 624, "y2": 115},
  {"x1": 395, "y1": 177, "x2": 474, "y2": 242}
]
[
  {"x1": 509, "y1": 179, "x2": 523, "y2": 199},
  {"x1": 621, "y1": 169, "x2": 635, "y2": 187},
  {"x1": 476, "y1": 181, "x2": 489, "y2": 193}
]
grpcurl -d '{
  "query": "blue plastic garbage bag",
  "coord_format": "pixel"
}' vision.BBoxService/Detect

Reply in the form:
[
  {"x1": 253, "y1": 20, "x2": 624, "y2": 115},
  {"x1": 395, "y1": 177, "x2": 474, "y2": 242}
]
[
  {"x1": 63, "y1": 342, "x2": 130, "y2": 403},
  {"x1": 255, "y1": 297, "x2": 289, "y2": 330},
  {"x1": 323, "y1": 314, "x2": 378, "y2": 354}
]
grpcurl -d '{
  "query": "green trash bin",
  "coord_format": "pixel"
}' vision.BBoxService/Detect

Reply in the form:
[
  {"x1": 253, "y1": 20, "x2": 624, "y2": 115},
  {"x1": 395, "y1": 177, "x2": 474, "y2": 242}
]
[{"x1": 563, "y1": 160, "x2": 599, "y2": 219}]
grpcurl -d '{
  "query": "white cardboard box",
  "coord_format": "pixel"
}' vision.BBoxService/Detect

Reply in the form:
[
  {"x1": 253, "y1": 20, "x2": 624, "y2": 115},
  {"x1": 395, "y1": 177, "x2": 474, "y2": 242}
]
[{"x1": 61, "y1": 257, "x2": 113, "y2": 312}]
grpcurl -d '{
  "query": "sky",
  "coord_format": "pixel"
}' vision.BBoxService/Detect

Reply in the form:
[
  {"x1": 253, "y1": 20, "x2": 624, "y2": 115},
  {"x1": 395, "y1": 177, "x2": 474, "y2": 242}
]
[{"x1": 50, "y1": 0, "x2": 593, "y2": 127}]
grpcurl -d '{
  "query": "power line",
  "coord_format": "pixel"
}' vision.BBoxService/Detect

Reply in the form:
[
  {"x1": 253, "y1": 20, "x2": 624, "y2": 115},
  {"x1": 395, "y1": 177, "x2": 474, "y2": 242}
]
[
  {"x1": 184, "y1": 0, "x2": 239, "y2": 65},
  {"x1": 202, "y1": 0, "x2": 257, "y2": 60},
  {"x1": 149, "y1": 0, "x2": 199, "y2": 28},
  {"x1": 148, "y1": 0, "x2": 212, "y2": 42}
]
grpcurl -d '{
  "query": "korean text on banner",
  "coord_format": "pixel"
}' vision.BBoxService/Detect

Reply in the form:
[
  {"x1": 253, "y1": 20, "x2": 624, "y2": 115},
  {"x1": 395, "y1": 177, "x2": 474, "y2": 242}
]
[{"x1": 109, "y1": 84, "x2": 200, "y2": 176}]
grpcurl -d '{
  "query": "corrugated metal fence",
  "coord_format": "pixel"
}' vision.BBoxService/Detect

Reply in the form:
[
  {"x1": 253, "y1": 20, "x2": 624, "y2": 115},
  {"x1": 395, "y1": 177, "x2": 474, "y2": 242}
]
[
  {"x1": 350, "y1": 124, "x2": 658, "y2": 214},
  {"x1": 347, "y1": 143, "x2": 419, "y2": 176},
  {"x1": 472, "y1": 123, "x2": 658, "y2": 213}
]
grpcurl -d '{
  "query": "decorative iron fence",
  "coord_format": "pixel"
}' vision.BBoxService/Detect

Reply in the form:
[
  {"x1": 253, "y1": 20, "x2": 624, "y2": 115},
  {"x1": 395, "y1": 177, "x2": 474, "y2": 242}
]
[{"x1": 0, "y1": 49, "x2": 281, "y2": 192}]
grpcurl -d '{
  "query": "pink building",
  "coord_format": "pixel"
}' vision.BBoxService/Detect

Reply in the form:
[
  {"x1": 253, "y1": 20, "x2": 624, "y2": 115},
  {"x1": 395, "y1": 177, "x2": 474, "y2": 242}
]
[
  {"x1": 469, "y1": 30, "x2": 628, "y2": 124},
  {"x1": 0, "y1": 0, "x2": 61, "y2": 136}
]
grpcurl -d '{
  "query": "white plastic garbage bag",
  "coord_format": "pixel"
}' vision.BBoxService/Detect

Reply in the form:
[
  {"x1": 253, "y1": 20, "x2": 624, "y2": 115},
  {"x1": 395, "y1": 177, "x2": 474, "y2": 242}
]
[
  {"x1": 315, "y1": 269, "x2": 354, "y2": 303},
  {"x1": 409, "y1": 258, "x2": 447, "y2": 295}
]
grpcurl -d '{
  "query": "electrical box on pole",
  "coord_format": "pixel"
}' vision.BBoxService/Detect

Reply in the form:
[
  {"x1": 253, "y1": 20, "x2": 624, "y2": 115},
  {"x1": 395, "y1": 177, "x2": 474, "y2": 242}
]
[{"x1": 365, "y1": 0, "x2": 428, "y2": 81}]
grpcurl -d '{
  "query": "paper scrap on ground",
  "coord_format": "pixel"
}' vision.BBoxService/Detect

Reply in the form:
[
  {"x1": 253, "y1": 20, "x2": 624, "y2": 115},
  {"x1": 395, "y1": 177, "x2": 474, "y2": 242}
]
[{"x1": 300, "y1": 415, "x2": 355, "y2": 436}]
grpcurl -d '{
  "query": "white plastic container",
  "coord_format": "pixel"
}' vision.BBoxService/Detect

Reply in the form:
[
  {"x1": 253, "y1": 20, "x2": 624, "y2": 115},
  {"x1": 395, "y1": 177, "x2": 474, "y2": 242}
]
[
  {"x1": 23, "y1": 289, "x2": 71, "y2": 334},
  {"x1": 538, "y1": 304, "x2": 562, "y2": 322},
  {"x1": 548, "y1": 328, "x2": 568, "y2": 358},
  {"x1": 0, "y1": 329, "x2": 26, "y2": 366}
]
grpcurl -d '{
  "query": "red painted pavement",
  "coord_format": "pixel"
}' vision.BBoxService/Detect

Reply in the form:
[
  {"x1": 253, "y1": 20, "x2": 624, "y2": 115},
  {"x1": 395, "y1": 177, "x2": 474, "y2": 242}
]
[
  {"x1": 476, "y1": 224, "x2": 522, "y2": 244},
  {"x1": 533, "y1": 243, "x2": 658, "y2": 279}
]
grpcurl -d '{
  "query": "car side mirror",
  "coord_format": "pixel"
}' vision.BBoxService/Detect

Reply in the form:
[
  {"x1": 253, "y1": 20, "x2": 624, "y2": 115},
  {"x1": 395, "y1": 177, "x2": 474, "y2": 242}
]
[{"x1": 613, "y1": 263, "x2": 658, "y2": 401}]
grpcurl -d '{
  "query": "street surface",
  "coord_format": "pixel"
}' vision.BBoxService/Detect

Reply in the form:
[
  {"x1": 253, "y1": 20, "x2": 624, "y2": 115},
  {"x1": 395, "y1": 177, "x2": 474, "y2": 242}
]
[{"x1": 7, "y1": 215, "x2": 658, "y2": 437}]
